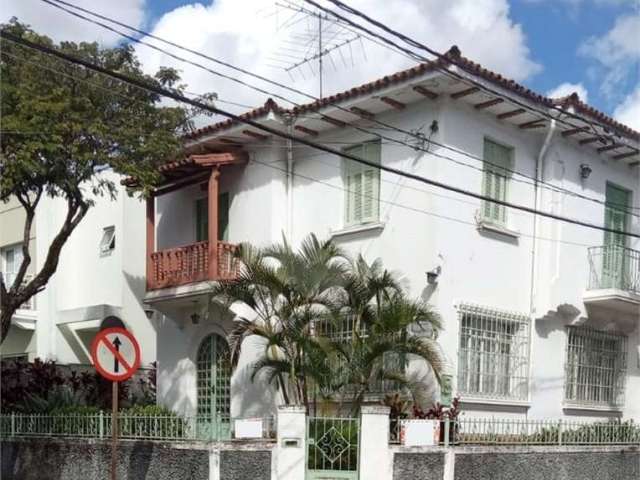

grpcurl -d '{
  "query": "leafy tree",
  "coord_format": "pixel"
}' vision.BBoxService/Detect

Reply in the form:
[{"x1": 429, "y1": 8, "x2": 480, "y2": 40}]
[{"x1": 0, "y1": 20, "x2": 201, "y2": 342}]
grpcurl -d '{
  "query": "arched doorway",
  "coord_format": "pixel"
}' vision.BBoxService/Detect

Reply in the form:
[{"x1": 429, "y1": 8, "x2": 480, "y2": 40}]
[{"x1": 196, "y1": 333, "x2": 231, "y2": 439}]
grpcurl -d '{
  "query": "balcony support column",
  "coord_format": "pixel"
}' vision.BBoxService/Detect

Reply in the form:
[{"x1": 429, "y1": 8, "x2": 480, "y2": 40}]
[
  {"x1": 146, "y1": 196, "x2": 155, "y2": 290},
  {"x1": 208, "y1": 167, "x2": 220, "y2": 280}
]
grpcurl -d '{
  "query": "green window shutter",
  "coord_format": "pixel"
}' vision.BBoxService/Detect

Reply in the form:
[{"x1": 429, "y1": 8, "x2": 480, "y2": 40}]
[
  {"x1": 344, "y1": 140, "x2": 381, "y2": 225},
  {"x1": 604, "y1": 183, "x2": 629, "y2": 247},
  {"x1": 481, "y1": 139, "x2": 512, "y2": 224},
  {"x1": 195, "y1": 198, "x2": 208, "y2": 242},
  {"x1": 218, "y1": 192, "x2": 230, "y2": 242}
]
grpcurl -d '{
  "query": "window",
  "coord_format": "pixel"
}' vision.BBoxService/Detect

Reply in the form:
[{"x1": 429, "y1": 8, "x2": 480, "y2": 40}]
[
  {"x1": 1, "y1": 244, "x2": 23, "y2": 289},
  {"x1": 195, "y1": 198, "x2": 208, "y2": 242},
  {"x1": 99, "y1": 226, "x2": 116, "y2": 255},
  {"x1": 457, "y1": 303, "x2": 530, "y2": 401},
  {"x1": 195, "y1": 193, "x2": 230, "y2": 242},
  {"x1": 481, "y1": 139, "x2": 513, "y2": 225},
  {"x1": 565, "y1": 326, "x2": 627, "y2": 408},
  {"x1": 343, "y1": 140, "x2": 381, "y2": 226}
]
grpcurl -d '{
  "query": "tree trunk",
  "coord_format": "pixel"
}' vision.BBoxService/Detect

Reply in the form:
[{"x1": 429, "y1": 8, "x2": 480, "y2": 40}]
[{"x1": 0, "y1": 307, "x2": 15, "y2": 344}]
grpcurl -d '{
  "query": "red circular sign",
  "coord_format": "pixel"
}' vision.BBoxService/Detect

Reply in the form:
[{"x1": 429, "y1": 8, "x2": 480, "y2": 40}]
[{"x1": 90, "y1": 327, "x2": 141, "y2": 382}]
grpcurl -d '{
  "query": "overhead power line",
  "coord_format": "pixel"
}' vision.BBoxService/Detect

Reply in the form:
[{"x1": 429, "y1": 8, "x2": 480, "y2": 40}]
[
  {"x1": 35, "y1": 0, "x2": 640, "y2": 215},
  {"x1": 2, "y1": 30, "x2": 638, "y2": 240},
  {"x1": 305, "y1": 0, "x2": 636, "y2": 145}
]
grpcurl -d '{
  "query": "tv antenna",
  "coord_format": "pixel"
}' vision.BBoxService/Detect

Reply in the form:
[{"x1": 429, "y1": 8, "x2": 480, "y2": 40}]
[{"x1": 264, "y1": 1, "x2": 366, "y2": 99}]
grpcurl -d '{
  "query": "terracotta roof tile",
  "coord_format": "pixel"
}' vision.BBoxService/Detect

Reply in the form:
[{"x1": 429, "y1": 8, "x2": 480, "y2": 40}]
[
  {"x1": 184, "y1": 98, "x2": 283, "y2": 140},
  {"x1": 185, "y1": 46, "x2": 639, "y2": 142}
]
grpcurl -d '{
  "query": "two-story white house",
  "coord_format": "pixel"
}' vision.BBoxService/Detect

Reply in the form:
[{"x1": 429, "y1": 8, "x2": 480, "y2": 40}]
[{"x1": 140, "y1": 46, "x2": 639, "y2": 423}]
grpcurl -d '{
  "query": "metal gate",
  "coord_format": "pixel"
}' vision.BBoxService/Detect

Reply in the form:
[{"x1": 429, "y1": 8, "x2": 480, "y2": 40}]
[
  {"x1": 306, "y1": 417, "x2": 359, "y2": 480},
  {"x1": 195, "y1": 334, "x2": 231, "y2": 440}
]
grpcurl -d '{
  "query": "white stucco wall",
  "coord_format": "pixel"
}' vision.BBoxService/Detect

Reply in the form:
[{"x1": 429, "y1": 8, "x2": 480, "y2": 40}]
[
  {"x1": 29, "y1": 170, "x2": 154, "y2": 366},
  {"x1": 154, "y1": 145, "x2": 287, "y2": 417},
  {"x1": 154, "y1": 97, "x2": 639, "y2": 422}
]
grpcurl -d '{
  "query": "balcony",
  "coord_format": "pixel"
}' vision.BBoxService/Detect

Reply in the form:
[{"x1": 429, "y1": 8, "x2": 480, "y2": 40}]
[
  {"x1": 148, "y1": 240, "x2": 239, "y2": 290},
  {"x1": 584, "y1": 245, "x2": 640, "y2": 317},
  {"x1": 142, "y1": 151, "x2": 248, "y2": 293}
]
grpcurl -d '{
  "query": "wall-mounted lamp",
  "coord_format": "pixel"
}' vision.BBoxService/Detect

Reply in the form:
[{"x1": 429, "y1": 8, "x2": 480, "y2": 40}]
[
  {"x1": 579, "y1": 164, "x2": 592, "y2": 179},
  {"x1": 190, "y1": 312, "x2": 201, "y2": 325},
  {"x1": 426, "y1": 266, "x2": 442, "y2": 285}
]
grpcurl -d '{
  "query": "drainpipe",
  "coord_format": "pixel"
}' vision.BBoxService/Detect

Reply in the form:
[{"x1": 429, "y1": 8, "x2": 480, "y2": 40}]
[
  {"x1": 284, "y1": 114, "x2": 294, "y2": 239},
  {"x1": 529, "y1": 117, "x2": 557, "y2": 318}
]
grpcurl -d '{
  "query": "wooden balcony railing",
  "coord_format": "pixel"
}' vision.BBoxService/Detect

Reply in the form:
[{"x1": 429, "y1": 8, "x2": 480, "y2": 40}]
[{"x1": 148, "y1": 241, "x2": 239, "y2": 290}]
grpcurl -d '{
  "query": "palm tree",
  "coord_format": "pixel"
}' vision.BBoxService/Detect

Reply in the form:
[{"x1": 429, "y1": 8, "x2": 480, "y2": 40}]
[
  {"x1": 213, "y1": 237, "x2": 444, "y2": 415},
  {"x1": 324, "y1": 255, "x2": 445, "y2": 415},
  {"x1": 211, "y1": 234, "x2": 347, "y2": 410}
]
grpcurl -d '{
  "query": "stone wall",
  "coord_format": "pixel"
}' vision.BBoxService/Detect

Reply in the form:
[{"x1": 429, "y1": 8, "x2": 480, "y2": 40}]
[
  {"x1": 0, "y1": 438, "x2": 274, "y2": 480},
  {"x1": 1, "y1": 438, "x2": 208, "y2": 480},
  {"x1": 393, "y1": 452, "x2": 445, "y2": 480},
  {"x1": 453, "y1": 447, "x2": 640, "y2": 480}
]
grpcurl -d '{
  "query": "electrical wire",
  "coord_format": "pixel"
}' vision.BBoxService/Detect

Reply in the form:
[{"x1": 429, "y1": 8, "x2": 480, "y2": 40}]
[
  {"x1": 35, "y1": 0, "x2": 640, "y2": 214},
  {"x1": 307, "y1": 0, "x2": 639, "y2": 145},
  {"x1": 2, "y1": 30, "x2": 638, "y2": 240}
]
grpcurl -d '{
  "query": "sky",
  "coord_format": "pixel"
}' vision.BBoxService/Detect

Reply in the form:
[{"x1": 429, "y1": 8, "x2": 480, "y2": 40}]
[{"x1": 3, "y1": 0, "x2": 640, "y2": 130}]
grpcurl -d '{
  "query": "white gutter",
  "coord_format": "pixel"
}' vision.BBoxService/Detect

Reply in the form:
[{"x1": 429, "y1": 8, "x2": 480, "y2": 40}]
[
  {"x1": 529, "y1": 117, "x2": 557, "y2": 318},
  {"x1": 285, "y1": 114, "x2": 294, "y2": 239}
]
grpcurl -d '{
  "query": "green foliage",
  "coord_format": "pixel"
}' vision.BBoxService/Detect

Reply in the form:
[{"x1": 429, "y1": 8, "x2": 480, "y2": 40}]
[
  {"x1": 121, "y1": 404, "x2": 177, "y2": 417},
  {"x1": 49, "y1": 405, "x2": 101, "y2": 416},
  {"x1": 214, "y1": 234, "x2": 444, "y2": 414},
  {"x1": 23, "y1": 385, "x2": 85, "y2": 413},
  {"x1": 0, "y1": 20, "x2": 192, "y2": 201},
  {"x1": 0, "y1": 21, "x2": 209, "y2": 342}
]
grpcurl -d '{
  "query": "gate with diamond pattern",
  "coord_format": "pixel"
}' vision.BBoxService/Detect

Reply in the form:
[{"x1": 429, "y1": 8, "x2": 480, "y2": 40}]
[{"x1": 306, "y1": 416, "x2": 359, "y2": 480}]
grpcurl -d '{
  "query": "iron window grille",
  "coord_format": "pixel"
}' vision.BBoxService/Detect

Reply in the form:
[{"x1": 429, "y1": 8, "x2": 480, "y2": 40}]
[
  {"x1": 564, "y1": 326, "x2": 627, "y2": 409},
  {"x1": 457, "y1": 303, "x2": 530, "y2": 401}
]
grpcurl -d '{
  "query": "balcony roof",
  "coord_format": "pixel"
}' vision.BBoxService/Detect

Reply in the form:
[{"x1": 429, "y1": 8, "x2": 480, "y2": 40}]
[{"x1": 124, "y1": 151, "x2": 248, "y2": 188}]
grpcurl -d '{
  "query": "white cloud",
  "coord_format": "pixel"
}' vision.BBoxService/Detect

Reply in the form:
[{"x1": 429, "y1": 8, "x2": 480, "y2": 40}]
[
  {"x1": 547, "y1": 82, "x2": 589, "y2": 103},
  {"x1": 2, "y1": 0, "x2": 146, "y2": 45},
  {"x1": 579, "y1": 13, "x2": 640, "y2": 98},
  {"x1": 135, "y1": 0, "x2": 541, "y2": 113},
  {"x1": 614, "y1": 86, "x2": 640, "y2": 131}
]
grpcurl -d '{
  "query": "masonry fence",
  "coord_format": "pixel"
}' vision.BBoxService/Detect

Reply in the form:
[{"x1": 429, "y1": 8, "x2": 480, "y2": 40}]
[{"x1": 1, "y1": 408, "x2": 639, "y2": 480}]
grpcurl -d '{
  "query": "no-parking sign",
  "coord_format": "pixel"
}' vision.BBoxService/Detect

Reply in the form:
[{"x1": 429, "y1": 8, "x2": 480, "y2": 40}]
[{"x1": 90, "y1": 327, "x2": 141, "y2": 382}]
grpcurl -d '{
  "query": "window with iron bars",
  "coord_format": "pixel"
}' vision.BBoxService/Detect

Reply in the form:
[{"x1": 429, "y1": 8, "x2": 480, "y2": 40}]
[
  {"x1": 564, "y1": 326, "x2": 627, "y2": 409},
  {"x1": 314, "y1": 315, "x2": 405, "y2": 395},
  {"x1": 457, "y1": 303, "x2": 530, "y2": 401}
]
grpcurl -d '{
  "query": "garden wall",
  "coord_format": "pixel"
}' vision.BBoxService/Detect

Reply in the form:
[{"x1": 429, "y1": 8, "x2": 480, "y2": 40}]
[
  {"x1": 0, "y1": 438, "x2": 274, "y2": 480},
  {"x1": 452, "y1": 446, "x2": 640, "y2": 480},
  {"x1": 391, "y1": 445, "x2": 639, "y2": 480}
]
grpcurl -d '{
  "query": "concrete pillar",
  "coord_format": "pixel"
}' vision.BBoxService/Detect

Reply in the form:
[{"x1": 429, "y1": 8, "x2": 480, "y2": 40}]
[
  {"x1": 208, "y1": 448, "x2": 220, "y2": 480},
  {"x1": 359, "y1": 406, "x2": 391, "y2": 480},
  {"x1": 275, "y1": 405, "x2": 306, "y2": 480},
  {"x1": 443, "y1": 449, "x2": 455, "y2": 480}
]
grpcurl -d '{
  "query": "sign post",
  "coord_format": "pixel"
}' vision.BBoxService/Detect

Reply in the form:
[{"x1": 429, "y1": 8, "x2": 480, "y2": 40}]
[{"x1": 91, "y1": 327, "x2": 141, "y2": 480}]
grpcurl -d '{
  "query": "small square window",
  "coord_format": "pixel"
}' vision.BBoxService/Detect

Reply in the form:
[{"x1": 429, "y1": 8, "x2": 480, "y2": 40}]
[{"x1": 100, "y1": 226, "x2": 116, "y2": 256}]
